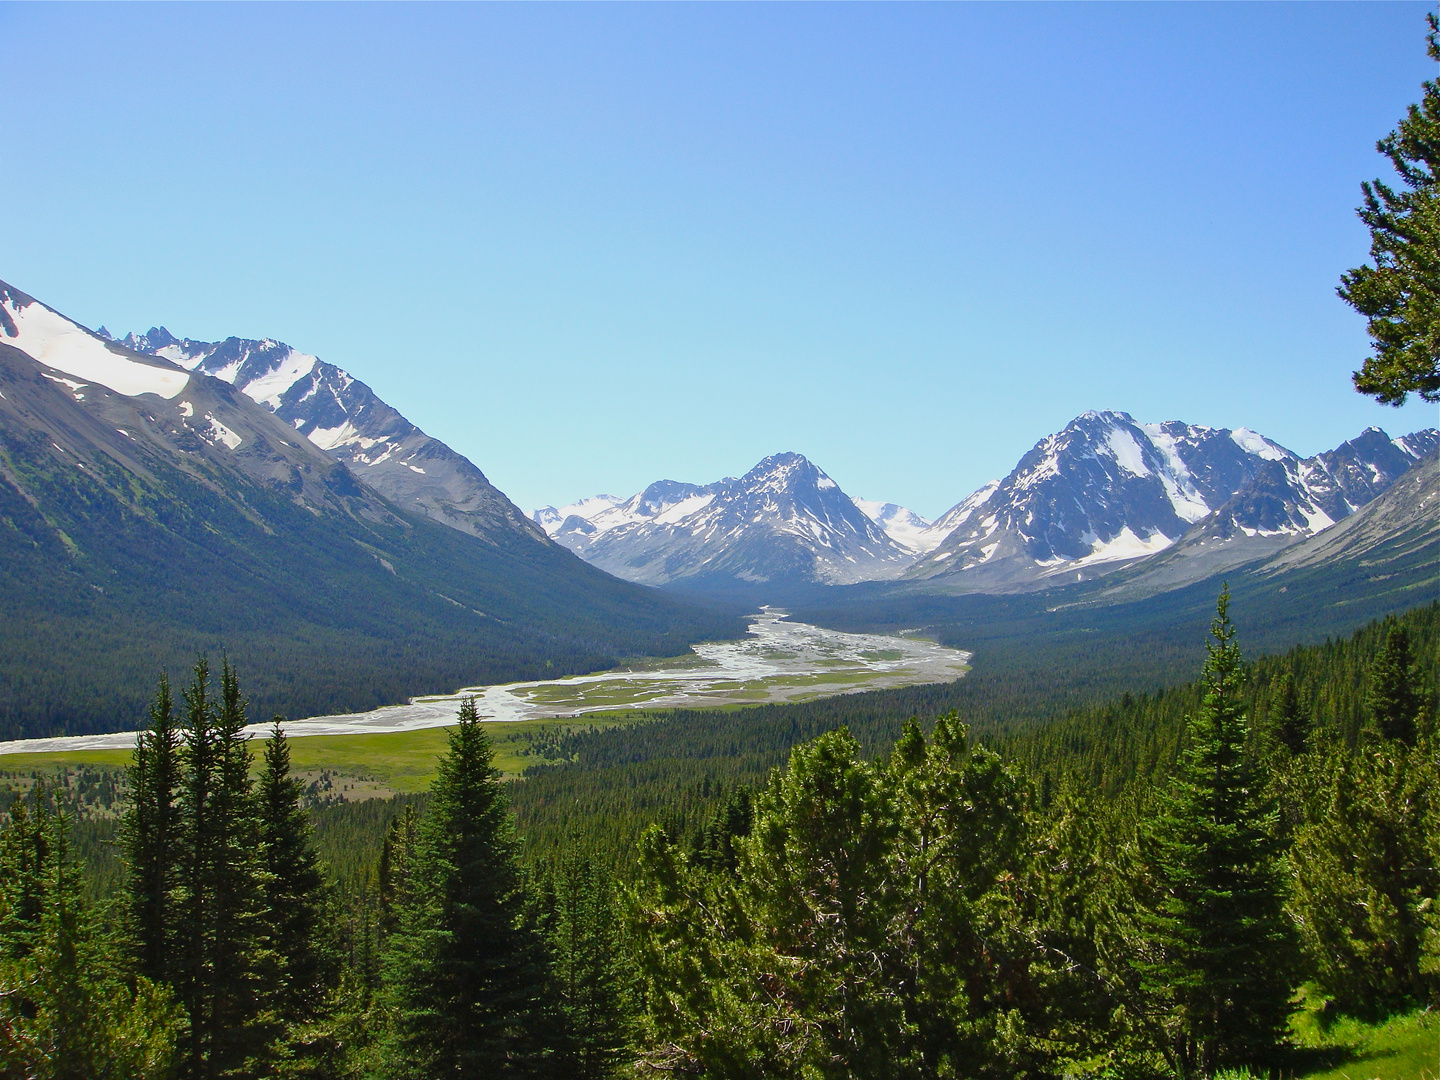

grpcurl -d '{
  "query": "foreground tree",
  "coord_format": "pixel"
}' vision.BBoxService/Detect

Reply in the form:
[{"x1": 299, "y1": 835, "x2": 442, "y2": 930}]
[
  {"x1": 0, "y1": 795, "x2": 184, "y2": 1078},
  {"x1": 383, "y1": 698, "x2": 549, "y2": 1077},
  {"x1": 256, "y1": 720, "x2": 331, "y2": 1024},
  {"x1": 175, "y1": 659, "x2": 267, "y2": 1078},
  {"x1": 632, "y1": 719, "x2": 1029, "y2": 1079},
  {"x1": 536, "y1": 856, "x2": 633, "y2": 1080},
  {"x1": 120, "y1": 674, "x2": 185, "y2": 987},
  {"x1": 1338, "y1": 14, "x2": 1440, "y2": 405},
  {"x1": 1138, "y1": 590, "x2": 1296, "y2": 1077}
]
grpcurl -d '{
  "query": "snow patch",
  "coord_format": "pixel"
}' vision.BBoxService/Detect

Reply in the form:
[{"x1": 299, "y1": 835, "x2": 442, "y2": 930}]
[
  {"x1": 203, "y1": 414, "x2": 243, "y2": 450},
  {"x1": 1054, "y1": 526, "x2": 1174, "y2": 571},
  {"x1": 654, "y1": 493, "x2": 715, "y2": 525},
  {"x1": 1139, "y1": 424, "x2": 1210, "y2": 522},
  {"x1": 1230, "y1": 428, "x2": 1288, "y2": 461},
  {"x1": 1105, "y1": 427, "x2": 1151, "y2": 477},
  {"x1": 307, "y1": 420, "x2": 362, "y2": 451},
  {"x1": 237, "y1": 349, "x2": 319, "y2": 409},
  {"x1": 1, "y1": 294, "x2": 189, "y2": 399}
]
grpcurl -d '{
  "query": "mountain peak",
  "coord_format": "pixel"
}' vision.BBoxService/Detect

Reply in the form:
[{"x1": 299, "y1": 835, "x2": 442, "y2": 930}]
[{"x1": 542, "y1": 452, "x2": 912, "y2": 587}]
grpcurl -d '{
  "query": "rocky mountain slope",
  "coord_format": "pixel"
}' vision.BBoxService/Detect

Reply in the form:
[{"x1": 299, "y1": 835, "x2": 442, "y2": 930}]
[
  {"x1": 544, "y1": 412, "x2": 1434, "y2": 597},
  {"x1": 905, "y1": 411, "x2": 1436, "y2": 592},
  {"x1": 535, "y1": 453, "x2": 917, "y2": 587},
  {"x1": 0, "y1": 279, "x2": 737, "y2": 738},
  {"x1": 114, "y1": 326, "x2": 545, "y2": 545}
]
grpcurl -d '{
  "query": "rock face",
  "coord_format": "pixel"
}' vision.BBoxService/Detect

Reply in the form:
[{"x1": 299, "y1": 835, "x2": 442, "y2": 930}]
[
  {"x1": 535, "y1": 453, "x2": 917, "y2": 587},
  {"x1": 117, "y1": 327, "x2": 546, "y2": 545},
  {"x1": 902, "y1": 411, "x2": 1437, "y2": 592}
]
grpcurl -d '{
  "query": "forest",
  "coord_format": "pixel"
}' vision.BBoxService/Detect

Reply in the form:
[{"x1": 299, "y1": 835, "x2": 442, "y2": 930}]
[{"x1": 0, "y1": 593, "x2": 1434, "y2": 1078}]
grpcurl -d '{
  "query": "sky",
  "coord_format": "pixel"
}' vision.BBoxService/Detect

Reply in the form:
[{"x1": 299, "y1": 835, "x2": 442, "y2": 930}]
[{"x1": 2, "y1": 3, "x2": 1437, "y2": 520}]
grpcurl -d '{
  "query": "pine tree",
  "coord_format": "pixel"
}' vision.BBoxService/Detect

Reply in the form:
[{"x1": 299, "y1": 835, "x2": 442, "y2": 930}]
[
  {"x1": 384, "y1": 698, "x2": 549, "y2": 1078},
  {"x1": 257, "y1": 719, "x2": 331, "y2": 1022},
  {"x1": 1290, "y1": 737, "x2": 1438, "y2": 1015},
  {"x1": 1267, "y1": 671, "x2": 1310, "y2": 756},
  {"x1": 1139, "y1": 589, "x2": 1297, "y2": 1077},
  {"x1": 542, "y1": 856, "x2": 632, "y2": 1080},
  {"x1": 1365, "y1": 621, "x2": 1422, "y2": 745},
  {"x1": 121, "y1": 674, "x2": 185, "y2": 986},
  {"x1": 1339, "y1": 13, "x2": 1440, "y2": 405},
  {"x1": 175, "y1": 657, "x2": 266, "y2": 1079}
]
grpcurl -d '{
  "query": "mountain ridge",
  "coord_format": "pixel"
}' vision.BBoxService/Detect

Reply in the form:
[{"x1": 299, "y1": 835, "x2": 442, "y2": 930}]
[
  {"x1": 111, "y1": 325, "x2": 548, "y2": 547},
  {"x1": 0, "y1": 278, "x2": 740, "y2": 739},
  {"x1": 543, "y1": 411, "x2": 1436, "y2": 597}
]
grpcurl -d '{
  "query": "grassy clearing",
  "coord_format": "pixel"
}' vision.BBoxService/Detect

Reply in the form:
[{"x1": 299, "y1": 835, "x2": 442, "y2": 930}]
[
  {"x1": 1289, "y1": 1007, "x2": 1440, "y2": 1080},
  {"x1": 0, "y1": 712, "x2": 663, "y2": 794}
]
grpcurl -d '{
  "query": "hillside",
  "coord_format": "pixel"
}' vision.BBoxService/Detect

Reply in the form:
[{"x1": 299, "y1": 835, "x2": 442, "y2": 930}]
[{"x1": 0, "y1": 283, "x2": 740, "y2": 739}]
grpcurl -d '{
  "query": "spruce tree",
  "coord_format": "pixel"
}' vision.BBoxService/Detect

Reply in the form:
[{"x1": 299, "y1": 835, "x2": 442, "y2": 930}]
[
  {"x1": 384, "y1": 698, "x2": 549, "y2": 1078},
  {"x1": 121, "y1": 674, "x2": 185, "y2": 986},
  {"x1": 1267, "y1": 671, "x2": 1310, "y2": 756},
  {"x1": 257, "y1": 719, "x2": 330, "y2": 1022},
  {"x1": 0, "y1": 799, "x2": 185, "y2": 1079},
  {"x1": 1139, "y1": 589, "x2": 1296, "y2": 1077},
  {"x1": 1365, "y1": 621, "x2": 1421, "y2": 745},
  {"x1": 0, "y1": 794, "x2": 53, "y2": 960},
  {"x1": 542, "y1": 856, "x2": 632, "y2": 1080},
  {"x1": 176, "y1": 657, "x2": 265, "y2": 1079}
]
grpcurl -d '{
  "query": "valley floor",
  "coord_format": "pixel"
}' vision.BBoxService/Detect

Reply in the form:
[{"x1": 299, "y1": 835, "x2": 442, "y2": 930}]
[{"x1": 0, "y1": 609, "x2": 970, "y2": 755}]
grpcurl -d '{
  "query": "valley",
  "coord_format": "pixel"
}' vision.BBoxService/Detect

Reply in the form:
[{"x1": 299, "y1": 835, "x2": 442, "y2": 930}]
[{"x1": 0, "y1": 609, "x2": 970, "y2": 755}]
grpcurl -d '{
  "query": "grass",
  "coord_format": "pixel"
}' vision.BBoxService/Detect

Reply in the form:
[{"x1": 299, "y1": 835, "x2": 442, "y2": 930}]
[
  {"x1": 0, "y1": 712, "x2": 663, "y2": 794},
  {"x1": 1288, "y1": 1006, "x2": 1440, "y2": 1080}
]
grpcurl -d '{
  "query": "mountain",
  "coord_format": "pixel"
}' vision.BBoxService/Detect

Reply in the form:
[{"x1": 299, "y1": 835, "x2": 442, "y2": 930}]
[
  {"x1": 534, "y1": 453, "x2": 916, "y2": 587},
  {"x1": 905, "y1": 410, "x2": 1436, "y2": 592},
  {"x1": 849, "y1": 499, "x2": 944, "y2": 554},
  {"x1": 114, "y1": 327, "x2": 545, "y2": 545},
  {"x1": 0, "y1": 280, "x2": 738, "y2": 739},
  {"x1": 1258, "y1": 449, "x2": 1439, "y2": 582}
]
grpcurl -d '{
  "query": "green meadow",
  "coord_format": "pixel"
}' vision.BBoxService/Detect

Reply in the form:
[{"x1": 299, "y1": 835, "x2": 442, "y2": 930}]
[{"x1": 0, "y1": 713, "x2": 658, "y2": 794}]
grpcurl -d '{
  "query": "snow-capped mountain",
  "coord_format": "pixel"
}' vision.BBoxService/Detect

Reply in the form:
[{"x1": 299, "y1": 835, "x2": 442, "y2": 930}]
[
  {"x1": 0, "y1": 277, "x2": 739, "y2": 736},
  {"x1": 535, "y1": 453, "x2": 916, "y2": 587},
  {"x1": 907, "y1": 410, "x2": 1437, "y2": 591},
  {"x1": 115, "y1": 326, "x2": 546, "y2": 545},
  {"x1": 850, "y1": 499, "x2": 944, "y2": 554}
]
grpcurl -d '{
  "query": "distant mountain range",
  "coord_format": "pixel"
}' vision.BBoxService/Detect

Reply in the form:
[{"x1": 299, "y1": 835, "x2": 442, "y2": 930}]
[
  {"x1": 537, "y1": 411, "x2": 1436, "y2": 594},
  {"x1": 0, "y1": 279, "x2": 736, "y2": 738},
  {"x1": 2, "y1": 272, "x2": 1435, "y2": 736}
]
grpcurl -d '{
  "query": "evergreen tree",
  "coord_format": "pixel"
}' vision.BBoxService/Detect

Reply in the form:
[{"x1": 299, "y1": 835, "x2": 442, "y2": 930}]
[
  {"x1": 1290, "y1": 737, "x2": 1438, "y2": 1016},
  {"x1": 378, "y1": 805, "x2": 420, "y2": 943},
  {"x1": 0, "y1": 794, "x2": 53, "y2": 960},
  {"x1": 121, "y1": 674, "x2": 185, "y2": 986},
  {"x1": 1365, "y1": 620, "x2": 1422, "y2": 745},
  {"x1": 175, "y1": 658, "x2": 266, "y2": 1079},
  {"x1": 384, "y1": 698, "x2": 549, "y2": 1078},
  {"x1": 540, "y1": 856, "x2": 633, "y2": 1080},
  {"x1": 1339, "y1": 13, "x2": 1440, "y2": 405},
  {"x1": 257, "y1": 720, "x2": 332, "y2": 1022},
  {"x1": 1266, "y1": 671, "x2": 1310, "y2": 756},
  {"x1": 1138, "y1": 589, "x2": 1296, "y2": 1077},
  {"x1": 0, "y1": 798, "x2": 185, "y2": 1079}
]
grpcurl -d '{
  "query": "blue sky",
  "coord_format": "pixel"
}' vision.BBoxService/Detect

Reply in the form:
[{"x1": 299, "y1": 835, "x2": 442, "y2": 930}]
[{"x1": 2, "y1": 2, "x2": 1436, "y2": 519}]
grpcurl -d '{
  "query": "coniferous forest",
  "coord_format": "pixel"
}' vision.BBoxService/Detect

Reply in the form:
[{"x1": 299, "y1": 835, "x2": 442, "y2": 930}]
[{"x1": 0, "y1": 593, "x2": 1434, "y2": 1078}]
